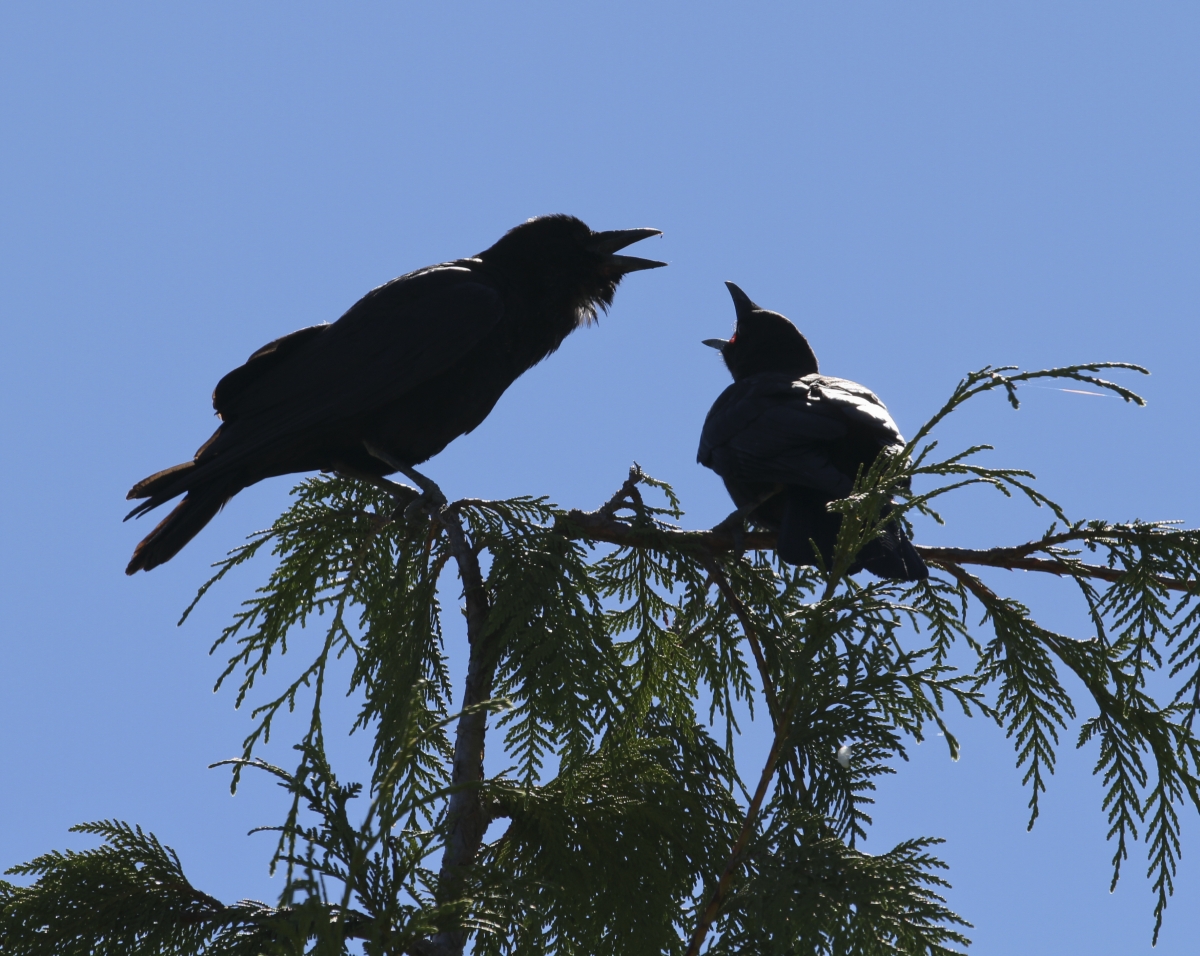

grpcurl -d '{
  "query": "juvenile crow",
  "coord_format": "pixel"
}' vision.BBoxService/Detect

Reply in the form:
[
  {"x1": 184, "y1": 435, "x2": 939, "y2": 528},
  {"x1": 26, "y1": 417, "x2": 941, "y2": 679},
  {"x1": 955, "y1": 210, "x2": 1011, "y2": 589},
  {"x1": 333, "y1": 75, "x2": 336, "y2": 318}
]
[
  {"x1": 126, "y1": 215, "x2": 665, "y2": 573},
  {"x1": 697, "y1": 282, "x2": 927, "y2": 581}
]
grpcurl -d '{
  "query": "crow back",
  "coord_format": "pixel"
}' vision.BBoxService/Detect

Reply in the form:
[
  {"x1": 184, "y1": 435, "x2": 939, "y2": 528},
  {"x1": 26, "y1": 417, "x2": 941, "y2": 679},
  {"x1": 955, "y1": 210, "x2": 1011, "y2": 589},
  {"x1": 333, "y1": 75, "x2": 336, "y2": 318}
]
[
  {"x1": 213, "y1": 325, "x2": 329, "y2": 420},
  {"x1": 803, "y1": 375, "x2": 905, "y2": 443},
  {"x1": 206, "y1": 264, "x2": 505, "y2": 436},
  {"x1": 698, "y1": 371, "x2": 906, "y2": 496}
]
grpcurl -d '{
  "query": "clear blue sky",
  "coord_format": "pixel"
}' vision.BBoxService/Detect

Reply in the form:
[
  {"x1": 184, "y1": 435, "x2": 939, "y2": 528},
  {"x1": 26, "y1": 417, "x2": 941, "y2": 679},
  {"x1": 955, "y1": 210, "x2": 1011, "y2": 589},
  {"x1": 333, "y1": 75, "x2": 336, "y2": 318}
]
[{"x1": 2, "y1": 4, "x2": 1198, "y2": 952}]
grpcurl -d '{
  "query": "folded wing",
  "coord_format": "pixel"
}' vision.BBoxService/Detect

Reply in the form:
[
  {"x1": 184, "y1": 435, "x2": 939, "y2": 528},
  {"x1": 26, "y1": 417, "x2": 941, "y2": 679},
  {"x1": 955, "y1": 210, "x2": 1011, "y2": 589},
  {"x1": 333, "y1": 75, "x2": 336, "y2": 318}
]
[
  {"x1": 202, "y1": 265, "x2": 505, "y2": 461},
  {"x1": 698, "y1": 372, "x2": 904, "y2": 493}
]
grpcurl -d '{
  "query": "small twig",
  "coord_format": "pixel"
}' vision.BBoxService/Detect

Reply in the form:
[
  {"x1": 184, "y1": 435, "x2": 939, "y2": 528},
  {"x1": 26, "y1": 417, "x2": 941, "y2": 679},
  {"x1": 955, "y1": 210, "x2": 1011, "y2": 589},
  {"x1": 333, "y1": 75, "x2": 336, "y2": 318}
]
[
  {"x1": 967, "y1": 527, "x2": 1155, "y2": 558},
  {"x1": 921, "y1": 546, "x2": 1196, "y2": 594},
  {"x1": 598, "y1": 464, "x2": 646, "y2": 519},
  {"x1": 699, "y1": 555, "x2": 782, "y2": 728},
  {"x1": 934, "y1": 559, "x2": 1000, "y2": 604},
  {"x1": 685, "y1": 690, "x2": 801, "y2": 956}
]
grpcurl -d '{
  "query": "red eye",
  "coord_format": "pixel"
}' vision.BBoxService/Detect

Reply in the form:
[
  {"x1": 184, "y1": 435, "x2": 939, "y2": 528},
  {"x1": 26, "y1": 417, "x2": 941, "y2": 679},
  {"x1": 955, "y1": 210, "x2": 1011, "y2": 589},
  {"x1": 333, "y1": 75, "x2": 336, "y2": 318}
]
[{"x1": 728, "y1": 333, "x2": 738, "y2": 344}]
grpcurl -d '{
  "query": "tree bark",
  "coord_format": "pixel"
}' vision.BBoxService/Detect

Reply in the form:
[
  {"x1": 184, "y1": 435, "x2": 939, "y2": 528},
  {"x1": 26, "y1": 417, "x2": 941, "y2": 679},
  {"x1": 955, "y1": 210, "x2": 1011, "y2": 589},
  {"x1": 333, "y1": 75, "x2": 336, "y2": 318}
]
[{"x1": 432, "y1": 507, "x2": 495, "y2": 956}]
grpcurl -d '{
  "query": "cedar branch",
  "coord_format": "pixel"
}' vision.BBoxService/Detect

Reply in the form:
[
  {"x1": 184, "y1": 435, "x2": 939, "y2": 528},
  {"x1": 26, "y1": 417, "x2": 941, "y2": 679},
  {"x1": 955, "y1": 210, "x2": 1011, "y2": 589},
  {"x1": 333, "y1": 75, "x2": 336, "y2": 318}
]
[
  {"x1": 431, "y1": 503, "x2": 495, "y2": 956},
  {"x1": 555, "y1": 509, "x2": 1196, "y2": 593}
]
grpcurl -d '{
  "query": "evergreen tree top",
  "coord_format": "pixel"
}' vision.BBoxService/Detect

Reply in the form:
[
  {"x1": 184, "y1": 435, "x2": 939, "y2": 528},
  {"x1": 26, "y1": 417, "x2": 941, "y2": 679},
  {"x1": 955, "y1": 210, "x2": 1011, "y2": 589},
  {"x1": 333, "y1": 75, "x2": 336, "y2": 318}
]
[{"x1": 6, "y1": 361, "x2": 1200, "y2": 956}]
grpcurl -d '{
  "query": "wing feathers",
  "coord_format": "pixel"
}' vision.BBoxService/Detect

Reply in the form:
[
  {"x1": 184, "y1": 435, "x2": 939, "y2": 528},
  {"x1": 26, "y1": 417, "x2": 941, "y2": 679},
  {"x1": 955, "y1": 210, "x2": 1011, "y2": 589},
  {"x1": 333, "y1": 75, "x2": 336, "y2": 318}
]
[
  {"x1": 698, "y1": 371, "x2": 904, "y2": 492},
  {"x1": 198, "y1": 267, "x2": 504, "y2": 456},
  {"x1": 213, "y1": 324, "x2": 329, "y2": 420}
]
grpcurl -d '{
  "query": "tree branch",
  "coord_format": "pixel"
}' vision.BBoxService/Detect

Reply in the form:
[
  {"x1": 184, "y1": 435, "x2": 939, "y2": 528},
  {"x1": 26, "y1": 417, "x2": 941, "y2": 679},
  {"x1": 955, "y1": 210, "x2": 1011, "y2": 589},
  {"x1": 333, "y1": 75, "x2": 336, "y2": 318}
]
[
  {"x1": 684, "y1": 688, "x2": 802, "y2": 956},
  {"x1": 555, "y1": 509, "x2": 1196, "y2": 593},
  {"x1": 431, "y1": 504, "x2": 495, "y2": 956},
  {"x1": 920, "y1": 546, "x2": 1195, "y2": 593}
]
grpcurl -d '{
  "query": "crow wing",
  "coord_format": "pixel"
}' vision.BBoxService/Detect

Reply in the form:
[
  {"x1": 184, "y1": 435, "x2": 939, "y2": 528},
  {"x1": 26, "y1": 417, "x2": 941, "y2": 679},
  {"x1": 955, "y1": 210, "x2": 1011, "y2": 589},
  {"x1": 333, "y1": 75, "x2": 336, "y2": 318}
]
[
  {"x1": 804, "y1": 375, "x2": 904, "y2": 442},
  {"x1": 698, "y1": 372, "x2": 905, "y2": 495},
  {"x1": 213, "y1": 324, "x2": 329, "y2": 419},
  {"x1": 208, "y1": 263, "x2": 505, "y2": 440}
]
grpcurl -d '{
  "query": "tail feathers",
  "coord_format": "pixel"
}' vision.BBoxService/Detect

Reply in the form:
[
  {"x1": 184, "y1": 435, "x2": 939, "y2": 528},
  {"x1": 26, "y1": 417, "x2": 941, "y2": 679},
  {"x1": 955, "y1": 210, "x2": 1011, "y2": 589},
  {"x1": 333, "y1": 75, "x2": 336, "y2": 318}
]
[
  {"x1": 128, "y1": 460, "x2": 196, "y2": 499},
  {"x1": 125, "y1": 485, "x2": 232, "y2": 574},
  {"x1": 777, "y1": 492, "x2": 928, "y2": 582},
  {"x1": 125, "y1": 461, "x2": 199, "y2": 522},
  {"x1": 858, "y1": 526, "x2": 928, "y2": 582},
  {"x1": 777, "y1": 491, "x2": 839, "y2": 569}
]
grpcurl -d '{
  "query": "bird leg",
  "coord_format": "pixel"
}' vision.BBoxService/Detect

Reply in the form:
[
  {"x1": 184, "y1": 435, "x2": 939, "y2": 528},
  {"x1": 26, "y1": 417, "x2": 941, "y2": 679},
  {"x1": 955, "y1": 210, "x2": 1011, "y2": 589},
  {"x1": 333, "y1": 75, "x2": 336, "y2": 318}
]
[
  {"x1": 711, "y1": 509, "x2": 748, "y2": 555},
  {"x1": 333, "y1": 464, "x2": 420, "y2": 503},
  {"x1": 710, "y1": 485, "x2": 785, "y2": 556},
  {"x1": 363, "y1": 442, "x2": 448, "y2": 521}
]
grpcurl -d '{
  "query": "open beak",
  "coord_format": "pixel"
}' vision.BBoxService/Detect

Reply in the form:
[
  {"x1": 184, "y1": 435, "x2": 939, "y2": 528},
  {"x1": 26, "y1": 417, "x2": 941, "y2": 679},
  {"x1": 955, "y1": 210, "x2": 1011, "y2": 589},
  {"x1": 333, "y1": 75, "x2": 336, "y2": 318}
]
[
  {"x1": 589, "y1": 227, "x2": 668, "y2": 275},
  {"x1": 725, "y1": 281, "x2": 762, "y2": 317},
  {"x1": 702, "y1": 338, "x2": 729, "y2": 351}
]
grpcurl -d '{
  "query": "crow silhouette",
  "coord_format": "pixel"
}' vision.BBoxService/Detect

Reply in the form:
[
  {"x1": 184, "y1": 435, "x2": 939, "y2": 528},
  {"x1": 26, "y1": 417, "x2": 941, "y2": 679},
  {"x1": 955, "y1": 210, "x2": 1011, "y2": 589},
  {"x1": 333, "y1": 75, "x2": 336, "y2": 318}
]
[
  {"x1": 697, "y1": 282, "x2": 926, "y2": 581},
  {"x1": 126, "y1": 214, "x2": 665, "y2": 573}
]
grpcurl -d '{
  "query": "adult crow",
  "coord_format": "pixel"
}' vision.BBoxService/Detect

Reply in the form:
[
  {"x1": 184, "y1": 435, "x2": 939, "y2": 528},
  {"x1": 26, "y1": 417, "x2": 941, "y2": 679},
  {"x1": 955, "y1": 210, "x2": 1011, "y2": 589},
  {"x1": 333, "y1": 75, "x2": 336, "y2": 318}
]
[
  {"x1": 126, "y1": 214, "x2": 665, "y2": 573},
  {"x1": 697, "y1": 282, "x2": 927, "y2": 581}
]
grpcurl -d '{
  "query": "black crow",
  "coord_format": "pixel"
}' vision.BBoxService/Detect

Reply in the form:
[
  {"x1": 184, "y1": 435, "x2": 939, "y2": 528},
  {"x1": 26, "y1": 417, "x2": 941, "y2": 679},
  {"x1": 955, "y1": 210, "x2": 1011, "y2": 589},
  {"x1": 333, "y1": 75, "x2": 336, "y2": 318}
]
[
  {"x1": 126, "y1": 214, "x2": 665, "y2": 573},
  {"x1": 697, "y1": 282, "x2": 927, "y2": 581}
]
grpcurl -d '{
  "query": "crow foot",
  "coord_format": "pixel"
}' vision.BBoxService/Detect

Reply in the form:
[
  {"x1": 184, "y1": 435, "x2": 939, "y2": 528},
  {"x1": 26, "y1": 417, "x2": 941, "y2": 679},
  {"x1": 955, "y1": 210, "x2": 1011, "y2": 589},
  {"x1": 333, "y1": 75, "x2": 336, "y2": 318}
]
[
  {"x1": 711, "y1": 511, "x2": 747, "y2": 556},
  {"x1": 363, "y1": 443, "x2": 448, "y2": 521},
  {"x1": 710, "y1": 485, "x2": 785, "y2": 557}
]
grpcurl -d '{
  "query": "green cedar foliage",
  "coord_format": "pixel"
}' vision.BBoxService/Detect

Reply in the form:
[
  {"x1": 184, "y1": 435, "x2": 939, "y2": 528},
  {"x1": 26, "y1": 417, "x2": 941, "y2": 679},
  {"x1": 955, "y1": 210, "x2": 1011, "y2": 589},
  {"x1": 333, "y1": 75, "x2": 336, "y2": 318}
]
[{"x1": 5, "y1": 362, "x2": 1200, "y2": 955}]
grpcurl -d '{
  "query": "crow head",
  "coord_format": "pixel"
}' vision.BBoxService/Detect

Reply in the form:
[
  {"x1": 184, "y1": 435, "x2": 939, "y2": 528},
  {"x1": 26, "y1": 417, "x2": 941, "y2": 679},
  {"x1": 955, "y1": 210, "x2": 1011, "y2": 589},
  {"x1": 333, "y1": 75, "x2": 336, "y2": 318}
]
[
  {"x1": 704, "y1": 282, "x2": 819, "y2": 380},
  {"x1": 480, "y1": 214, "x2": 666, "y2": 327}
]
